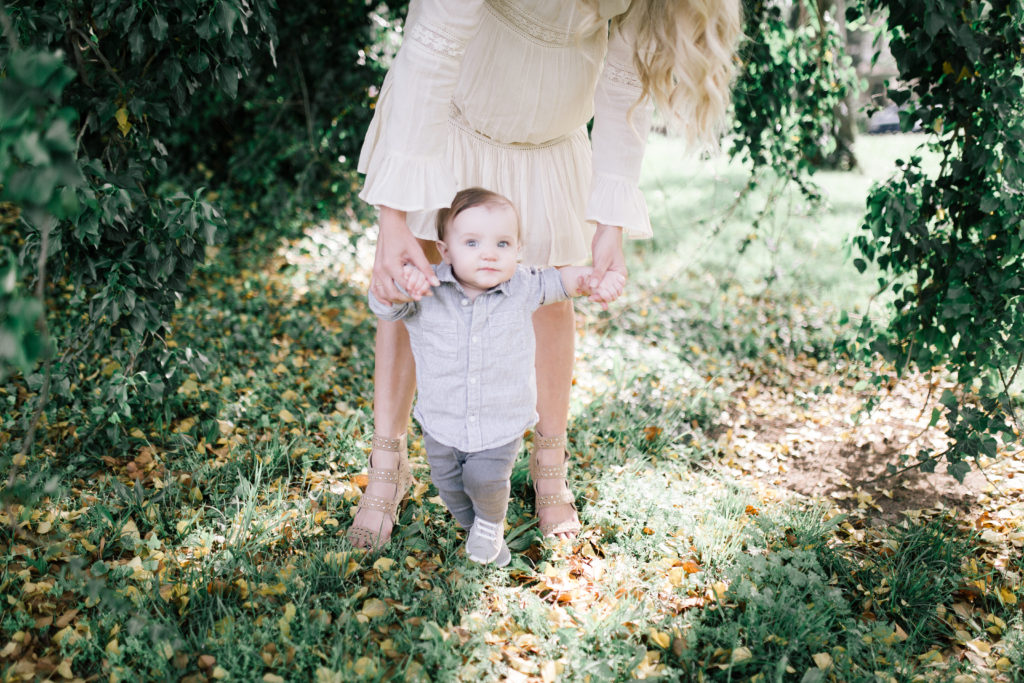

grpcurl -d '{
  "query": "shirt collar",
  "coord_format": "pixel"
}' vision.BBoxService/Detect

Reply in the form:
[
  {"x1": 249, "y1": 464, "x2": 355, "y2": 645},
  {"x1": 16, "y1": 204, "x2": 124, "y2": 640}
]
[{"x1": 435, "y1": 262, "x2": 514, "y2": 296}]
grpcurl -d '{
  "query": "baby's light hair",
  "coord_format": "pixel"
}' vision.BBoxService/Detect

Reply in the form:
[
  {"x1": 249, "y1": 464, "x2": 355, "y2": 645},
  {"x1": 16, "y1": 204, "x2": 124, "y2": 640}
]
[{"x1": 436, "y1": 187, "x2": 521, "y2": 242}]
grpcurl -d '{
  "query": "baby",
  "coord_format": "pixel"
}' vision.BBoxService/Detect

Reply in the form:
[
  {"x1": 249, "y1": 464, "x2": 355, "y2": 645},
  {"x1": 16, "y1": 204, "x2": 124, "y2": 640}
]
[{"x1": 368, "y1": 187, "x2": 607, "y2": 565}]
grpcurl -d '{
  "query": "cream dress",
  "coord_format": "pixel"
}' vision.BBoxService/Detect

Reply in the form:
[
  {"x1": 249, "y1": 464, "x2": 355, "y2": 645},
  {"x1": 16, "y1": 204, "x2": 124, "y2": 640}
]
[{"x1": 358, "y1": 0, "x2": 653, "y2": 267}]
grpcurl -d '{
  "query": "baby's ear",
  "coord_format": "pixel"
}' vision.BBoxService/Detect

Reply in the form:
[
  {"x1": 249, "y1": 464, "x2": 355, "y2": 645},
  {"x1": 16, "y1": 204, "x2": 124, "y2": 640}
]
[{"x1": 436, "y1": 241, "x2": 451, "y2": 263}]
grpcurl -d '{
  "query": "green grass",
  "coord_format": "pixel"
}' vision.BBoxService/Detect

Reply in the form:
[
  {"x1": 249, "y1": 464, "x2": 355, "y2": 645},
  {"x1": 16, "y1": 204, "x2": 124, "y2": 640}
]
[
  {"x1": 2, "y1": 133, "x2": 1019, "y2": 681},
  {"x1": 637, "y1": 132, "x2": 939, "y2": 311}
]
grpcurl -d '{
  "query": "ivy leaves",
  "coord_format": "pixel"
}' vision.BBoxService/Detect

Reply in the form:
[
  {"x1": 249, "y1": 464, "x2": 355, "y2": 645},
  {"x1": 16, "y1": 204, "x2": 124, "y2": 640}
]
[
  {"x1": 0, "y1": 1, "x2": 277, "y2": 449},
  {"x1": 731, "y1": 0, "x2": 859, "y2": 200},
  {"x1": 847, "y1": 0, "x2": 1024, "y2": 479}
]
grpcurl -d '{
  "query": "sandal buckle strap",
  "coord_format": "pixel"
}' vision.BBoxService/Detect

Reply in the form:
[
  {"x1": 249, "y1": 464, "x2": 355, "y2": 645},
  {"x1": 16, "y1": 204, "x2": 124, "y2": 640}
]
[
  {"x1": 355, "y1": 493, "x2": 399, "y2": 515},
  {"x1": 535, "y1": 491, "x2": 576, "y2": 507},
  {"x1": 540, "y1": 519, "x2": 582, "y2": 537},
  {"x1": 533, "y1": 434, "x2": 566, "y2": 449},
  {"x1": 530, "y1": 463, "x2": 568, "y2": 479},
  {"x1": 367, "y1": 469, "x2": 400, "y2": 483},
  {"x1": 371, "y1": 434, "x2": 406, "y2": 451}
]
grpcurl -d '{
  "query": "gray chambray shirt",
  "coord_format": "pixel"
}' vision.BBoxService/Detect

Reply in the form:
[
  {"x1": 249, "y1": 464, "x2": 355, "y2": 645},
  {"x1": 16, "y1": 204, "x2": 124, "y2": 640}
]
[{"x1": 368, "y1": 262, "x2": 568, "y2": 452}]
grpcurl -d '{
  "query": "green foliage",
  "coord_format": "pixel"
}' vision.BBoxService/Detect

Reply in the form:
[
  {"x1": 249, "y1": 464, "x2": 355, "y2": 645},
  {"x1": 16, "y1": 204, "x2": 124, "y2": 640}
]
[
  {"x1": 0, "y1": 1, "x2": 408, "y2": 467},
  {"x1": 165, "y1": 2, "x2": 404, "y2": 234},
  {"x1": 847, "y1": 0, "x2": 1024, "y2": 478},
  {"x1": 670, "y1": 512, "x2": 988, "y2": 681},
  {"x1": 0, "y1": 0, "x2": 277, "y2": 459},
  {"x1": 730, "y1": 0, "x2": 859, "y2": 221},
  {"x1": 849, "y1": 518, "x2": 976, "y2": 645},
  {"x1": 0, "y1": 48, "x2": 77, "y2": 379}
]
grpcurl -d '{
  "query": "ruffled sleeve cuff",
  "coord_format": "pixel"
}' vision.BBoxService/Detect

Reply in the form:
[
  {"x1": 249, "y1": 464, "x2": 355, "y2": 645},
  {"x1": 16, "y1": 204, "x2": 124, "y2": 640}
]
[
  {"x1": 357, "y1": 152, "x2": 458, "y2": 212},
  {"x1": 585, "y1": 174, "x2": 652, "y2": 239}
]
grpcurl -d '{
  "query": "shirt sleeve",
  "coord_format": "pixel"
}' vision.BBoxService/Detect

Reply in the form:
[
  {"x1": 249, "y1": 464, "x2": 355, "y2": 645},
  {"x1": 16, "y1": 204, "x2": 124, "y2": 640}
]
[
  {"x1": 357, "y1": 0, "x2": 485, "y2": 211},
  {"x1": 526, "y1": 267, "x2": 570, "y2": 311},
  {"x1": 585, "y1": 17, "x2": 654, "y2": 239},
  {"x1": 368, "y1": 291, "x2": 418, "y2": 321}
]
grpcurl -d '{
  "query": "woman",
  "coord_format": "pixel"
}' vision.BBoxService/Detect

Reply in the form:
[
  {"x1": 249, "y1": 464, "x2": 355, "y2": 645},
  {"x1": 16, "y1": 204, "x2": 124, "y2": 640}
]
[{"x1": 347, "y1": 0, "x2": 742, "y2": 550}]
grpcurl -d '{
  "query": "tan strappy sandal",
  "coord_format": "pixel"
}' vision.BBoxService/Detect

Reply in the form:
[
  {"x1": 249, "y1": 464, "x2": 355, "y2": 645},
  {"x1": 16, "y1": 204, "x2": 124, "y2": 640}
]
[
  {"x1": 529, "y1": 432, "x2": 581, "y2": 538},
  {"x1": 346, "y1": 434, "x2": 413, "y2": 550}
]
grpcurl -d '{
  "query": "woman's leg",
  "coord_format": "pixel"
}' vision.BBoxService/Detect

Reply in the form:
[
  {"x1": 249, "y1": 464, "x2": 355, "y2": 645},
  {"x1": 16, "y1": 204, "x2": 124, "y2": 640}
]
[
  {"x1": 349, "y1": 238, "x2": 439, "y2": 547},
  {"x1": 532, "y1": 299, "x2": 579, "y2": 539},
  {"x1": 347, "y1": 319, "x2": 416, "y2": 546}
]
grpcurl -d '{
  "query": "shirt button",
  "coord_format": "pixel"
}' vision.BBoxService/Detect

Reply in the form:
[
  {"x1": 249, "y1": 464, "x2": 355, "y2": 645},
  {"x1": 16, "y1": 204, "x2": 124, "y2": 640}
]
[
  {"x1": 469, "y1": 377, "x2": 477, "y2": 384},
  {"x1": 461, "y1": 298, "x2": 469, "y2": 306},
  {"x1": 471, "y1": 335, "x2": 479, "y2": 343},
  {"x1": 468, "y1": 415, "x2": 477, "y2": 422}
]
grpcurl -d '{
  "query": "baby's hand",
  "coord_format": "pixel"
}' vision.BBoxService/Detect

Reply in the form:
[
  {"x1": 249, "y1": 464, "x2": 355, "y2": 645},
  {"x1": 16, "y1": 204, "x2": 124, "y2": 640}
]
[
  {"x1": 588, "y1": 270, "x2": 626, "y2": 310},
  {"x1": 401, "y1": 263, "x2": 433, "y2": 297},
  {"x1": 574, "y1": 268, "x2": 595, "y2": 296}
]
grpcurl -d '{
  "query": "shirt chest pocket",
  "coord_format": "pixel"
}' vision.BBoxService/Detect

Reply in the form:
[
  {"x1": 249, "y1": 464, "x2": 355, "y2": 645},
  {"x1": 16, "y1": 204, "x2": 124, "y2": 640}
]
[
  {"x1": 416, "y1": 326, "x2": 458, "y2": 362},
  {"x1": 488, "y1": 310, "x2": 525, "y2": 332}
]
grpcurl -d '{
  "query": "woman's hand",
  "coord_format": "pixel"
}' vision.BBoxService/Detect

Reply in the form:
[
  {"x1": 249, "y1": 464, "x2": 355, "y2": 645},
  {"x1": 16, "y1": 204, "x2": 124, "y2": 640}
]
[
  {"x1": 371, "y1": 206, "x2": 439, "y2": 304},
  {"x1": 588, "y1": 222, "x2": 628, "y2": 309}
]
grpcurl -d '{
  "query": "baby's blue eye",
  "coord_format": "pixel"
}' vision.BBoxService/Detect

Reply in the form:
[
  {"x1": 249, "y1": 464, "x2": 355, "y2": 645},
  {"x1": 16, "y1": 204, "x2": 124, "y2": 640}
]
[
  {"x1": 498, "y1": 241, "x2": 510, "y2": 248},
  {"x1": 466, "y1": 239, "x2": 478, "y2": 247}
]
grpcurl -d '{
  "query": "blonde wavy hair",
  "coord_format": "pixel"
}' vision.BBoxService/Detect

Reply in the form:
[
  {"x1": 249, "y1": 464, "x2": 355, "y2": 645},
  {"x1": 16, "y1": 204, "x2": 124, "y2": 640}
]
[{"x1": 580, "y1": 0, "x2": 743, "y2": 151}]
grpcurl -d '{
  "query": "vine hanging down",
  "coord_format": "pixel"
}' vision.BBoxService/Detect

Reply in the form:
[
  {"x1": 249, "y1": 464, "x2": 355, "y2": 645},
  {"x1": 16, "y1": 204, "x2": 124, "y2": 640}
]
[{"x1": 846, "y1": 0, "x2": 1024, "y2": 480}]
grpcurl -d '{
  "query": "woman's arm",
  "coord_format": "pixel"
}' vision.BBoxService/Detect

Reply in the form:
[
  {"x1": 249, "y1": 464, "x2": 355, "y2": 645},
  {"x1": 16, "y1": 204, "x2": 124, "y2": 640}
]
[
  {"x1": 358, "y1": 0, "x2": 485, "y2": 303},
  {"x1": 585, "y1": 16, "x2": 655, "y2": 306}
]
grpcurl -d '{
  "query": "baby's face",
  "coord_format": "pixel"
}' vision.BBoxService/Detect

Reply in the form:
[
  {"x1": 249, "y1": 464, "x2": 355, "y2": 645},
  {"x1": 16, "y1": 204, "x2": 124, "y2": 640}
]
[{"x1": 439, "y1": 204, "x2": 520, "y2": 295}]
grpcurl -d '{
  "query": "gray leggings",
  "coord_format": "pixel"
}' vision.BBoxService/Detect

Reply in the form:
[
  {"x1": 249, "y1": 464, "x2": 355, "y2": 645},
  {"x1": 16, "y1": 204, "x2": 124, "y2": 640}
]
[{"x1": 423, "y1": 431, "x2": 521, "y2": 529}]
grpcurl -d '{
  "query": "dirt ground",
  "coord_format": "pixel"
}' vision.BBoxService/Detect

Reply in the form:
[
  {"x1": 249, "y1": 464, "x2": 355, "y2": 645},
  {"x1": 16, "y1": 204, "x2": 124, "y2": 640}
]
[{"x1": 716, "y1": 355, "x2": 1021, "y2": 524}]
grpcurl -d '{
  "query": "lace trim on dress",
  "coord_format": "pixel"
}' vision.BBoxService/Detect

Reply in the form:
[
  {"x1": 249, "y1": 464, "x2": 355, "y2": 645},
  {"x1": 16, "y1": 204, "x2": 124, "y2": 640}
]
[
  {"x1": 408, "y1": 21, "x2": 463, "y2": 58},
  {"x1": 604, "y1": 60, "x2": 643, "y2": 90},
  {"x1": 486, "y1": 0, "x2": 574, "y2": 47}
]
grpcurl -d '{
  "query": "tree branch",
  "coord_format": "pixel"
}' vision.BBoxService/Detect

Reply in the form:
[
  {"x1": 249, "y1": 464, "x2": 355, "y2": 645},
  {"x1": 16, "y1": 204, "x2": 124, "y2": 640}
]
[
  {"x1": 0, "y1": 1, "x2": 20, "y2": 52},
  {"x1": 71, "y1": 27, "x2": 125, "y2": 89}
]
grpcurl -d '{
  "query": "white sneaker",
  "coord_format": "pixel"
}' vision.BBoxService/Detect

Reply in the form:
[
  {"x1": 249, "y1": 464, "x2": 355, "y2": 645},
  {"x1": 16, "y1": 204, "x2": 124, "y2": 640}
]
[{"x1": 466, "y1": 518, "x2": 506, "y2": 565}]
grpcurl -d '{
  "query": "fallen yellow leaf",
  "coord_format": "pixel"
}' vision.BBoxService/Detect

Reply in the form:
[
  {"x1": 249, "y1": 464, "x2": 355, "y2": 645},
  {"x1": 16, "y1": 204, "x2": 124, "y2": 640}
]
[
  {"x1": 353, "y1": 657, "x2": 376, "y2": 677},
  {"x1": 667, "y1": 567, "x2": 684, "y2": 587},
  {"x1": 648, "y1": 629, "x2": 671, "y2": 649},
  {"x1": 731, "y1": 647, "x2": 752, "y2": 663},
  {"x1": 812, "y1": 652, "x2": 833, "y2": 669},
  {"x1": 373, "y1": 557, "x2": 396, "y2": 572},
  {"x1": 316, "y1": 667, "x2": 344, "y2": 683},
  {"x1": 404, "y1": 660, "x2": 424, "y2": 682},
  {"x1": 965, "y1": 639, "x2": 990, "y2": 655},
  {"x1": 56, "y1": 659, "x2": 73, "y2": 679},
  {"x1": 360, "y1": 598, "x2": 387, "y2": 619}
]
